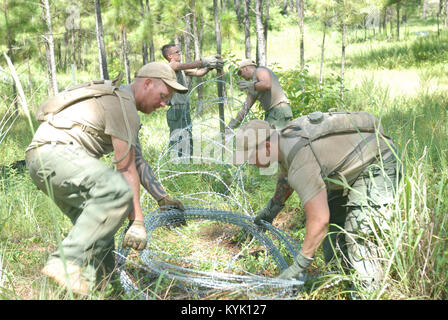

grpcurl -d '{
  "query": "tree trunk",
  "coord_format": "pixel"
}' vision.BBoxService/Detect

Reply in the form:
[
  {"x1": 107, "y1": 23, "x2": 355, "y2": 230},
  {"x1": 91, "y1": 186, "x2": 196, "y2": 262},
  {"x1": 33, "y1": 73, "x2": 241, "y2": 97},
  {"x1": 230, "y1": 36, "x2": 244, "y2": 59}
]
[
  {"x1": 140, "y1": 0, "x2": 149, "y2": 65},
  {"x1": 191, "y1": 1, "x2": 203, "y2": 104},
  {"x1": 235, "y1": 0, "x2": 242, "y2": 26},
  {"x1": 319, "y1": 22, "x2": 326, "y2": 86},
  {"x1": 298, "y1": 0, "x2": 304, "y2": 71},
  {"x1": 3, "y1": 3, "x2": 18, "y2": 111},
  {"x1": 341, "y1": 22, "x2": 346, "y2": 103},
  {"x1": 255, "y1": 0, "x2": 266, "y2": 66},
  {"x1": 243, "y1": 0, "x2": 251, "y2": 59},
  {"x1": 263, "y1": 0, "x2": 270, "y2": 59},
  {"x1": 94, "y1": 0, "x2": 109, "y2": 79},
  {"x1": 41, "y1": 0, "x2": 58, "y2": 96},
  {"x1": 121, "y1": 25, "x2": 131, "y2": 84},
  {"x1": 281, "y1": 0, "x2": 288, "y2": 15},
  {"x1": 396, "y1": 1, "x2": 400, "y2": 41},
  {"x1": 422, "y1": 0, "x2": 427, "y2": 20},
  {"x1": 147, "y1": 0, "x2": 155, "y2": 62},
  {"x1": 184, "y1": 12, "x2": 192, "y2": 89},
  {"x1": 214, "y1": 0, "x2": 225, "y2": 138},
  {"x1": 444, "y1": 0, "x2": 448, "y2": 27}
]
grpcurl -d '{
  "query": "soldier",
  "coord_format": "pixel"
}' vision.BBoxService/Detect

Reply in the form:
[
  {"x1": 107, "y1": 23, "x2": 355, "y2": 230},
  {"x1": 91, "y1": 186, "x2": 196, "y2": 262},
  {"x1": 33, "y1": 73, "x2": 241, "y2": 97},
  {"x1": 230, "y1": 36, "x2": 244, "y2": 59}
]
[
  {"x1": 233, "y1": 112, "x2": 400, "y2": 297},
  {"x1": 161, "y1": 44, "x2": 223, "y2": 158},
  {"x1": 227, "y1": 59, "x2": 293, "y2": 131},
  {"x1": 25, "y1": 62, "x2": 187, "y2": 295}
]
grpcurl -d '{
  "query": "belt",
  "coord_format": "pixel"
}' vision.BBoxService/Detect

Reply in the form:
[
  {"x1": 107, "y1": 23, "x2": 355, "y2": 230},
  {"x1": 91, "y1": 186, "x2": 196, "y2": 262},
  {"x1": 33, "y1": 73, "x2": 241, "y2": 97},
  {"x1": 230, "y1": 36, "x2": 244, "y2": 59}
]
[
  {"x1": 169, "y1": 104, "x2": 188, "y2": 109},
  {"x1": 25, "y1": 142, "x2": 73, "y2": 163}
]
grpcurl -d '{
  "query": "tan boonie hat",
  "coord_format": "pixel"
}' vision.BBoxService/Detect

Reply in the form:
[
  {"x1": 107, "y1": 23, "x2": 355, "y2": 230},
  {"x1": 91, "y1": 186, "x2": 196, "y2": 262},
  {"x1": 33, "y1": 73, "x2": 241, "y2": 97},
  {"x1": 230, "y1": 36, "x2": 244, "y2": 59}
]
[
  {"x1": 233, "y1": 119, "x2": 275, "y2": 165},
  {"x1": 135, "y1": 62, "x2": 188, "y2": 93},
  {"x1": 237, "y1": 59, "x2": 257, "y2": 76}
]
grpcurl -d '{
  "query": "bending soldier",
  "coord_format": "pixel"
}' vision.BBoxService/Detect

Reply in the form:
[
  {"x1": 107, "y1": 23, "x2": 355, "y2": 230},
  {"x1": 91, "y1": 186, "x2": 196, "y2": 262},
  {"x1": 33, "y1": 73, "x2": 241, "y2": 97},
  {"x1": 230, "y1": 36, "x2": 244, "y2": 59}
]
[
  {"x1": 233, "y1": 112, "x2": 400, "y2": 297},
  {"x1": 228, "y1": 59, "x2": 293, "y2": 131},
  {"x1": 25, "y1": 62, "x2": 187, "y2": 295}
]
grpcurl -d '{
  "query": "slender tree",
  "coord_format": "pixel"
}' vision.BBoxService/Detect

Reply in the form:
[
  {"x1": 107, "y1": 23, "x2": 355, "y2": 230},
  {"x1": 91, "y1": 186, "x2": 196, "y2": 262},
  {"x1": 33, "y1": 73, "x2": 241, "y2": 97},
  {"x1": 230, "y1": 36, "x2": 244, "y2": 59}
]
[
  {"x1": 40, "y1": 0, "x2": 58, "y2": 95},
  {"x1": 94, "y1": 0, "x2": 109, "y2": 79},
  {"x1": 255, "y1": 0, "x2": 266, "y2": 66},
  {"x1": 243, "y1": 0, "x2": 251, "y2": 59},
  {"x1": 298, "y1": 0, "x2": 305, "y2": 71},
  {"x1": 214, "y1": 0, "x2": 225, "y2": 137}
]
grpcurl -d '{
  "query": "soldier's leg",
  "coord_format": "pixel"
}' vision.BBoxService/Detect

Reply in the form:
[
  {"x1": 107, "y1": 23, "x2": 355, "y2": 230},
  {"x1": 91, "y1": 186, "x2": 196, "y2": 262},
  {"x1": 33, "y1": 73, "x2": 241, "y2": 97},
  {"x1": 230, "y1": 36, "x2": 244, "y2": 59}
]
[
  {"x1": 323, "y1": 191, "x2": 350, "y2": 272},
  {"x1": 344, "y1": 155, "x2": 400, "y2": 291},
  {"x1": 27, "y1": 144, "x2": 133, "y2": 288}
]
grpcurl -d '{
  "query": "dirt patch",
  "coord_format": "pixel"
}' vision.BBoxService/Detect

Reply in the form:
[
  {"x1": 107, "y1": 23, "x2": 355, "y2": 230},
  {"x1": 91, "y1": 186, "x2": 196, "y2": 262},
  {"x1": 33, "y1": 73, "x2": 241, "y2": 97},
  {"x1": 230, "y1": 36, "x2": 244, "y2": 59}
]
[{"x1": 272, "y1": 206, "x2": 302, "y2": 232}]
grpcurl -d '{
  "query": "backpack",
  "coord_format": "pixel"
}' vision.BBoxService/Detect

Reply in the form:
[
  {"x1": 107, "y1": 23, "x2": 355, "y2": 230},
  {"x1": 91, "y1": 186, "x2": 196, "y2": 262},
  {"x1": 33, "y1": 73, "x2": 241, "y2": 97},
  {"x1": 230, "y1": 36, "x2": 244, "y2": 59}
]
[{"x1": 281, "y1": 111, "x2": 391, "y2": 176}]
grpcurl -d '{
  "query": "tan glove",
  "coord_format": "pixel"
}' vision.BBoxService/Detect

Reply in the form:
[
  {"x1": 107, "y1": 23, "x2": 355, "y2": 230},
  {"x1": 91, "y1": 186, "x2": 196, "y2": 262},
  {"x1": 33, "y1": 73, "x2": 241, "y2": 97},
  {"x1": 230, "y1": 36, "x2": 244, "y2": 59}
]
[
  {"x1": 123, "y1": 220, "x2": 147, "y2": 251},
  {"x1": 158, "y1": 195, "x2": 186, "y2": 227},
  {"x1": 201, "y1": 54, "x2": 223, "y2": 69},
  {"x1": 157, "y1": 195, "x2": 185, "y2": 211}
]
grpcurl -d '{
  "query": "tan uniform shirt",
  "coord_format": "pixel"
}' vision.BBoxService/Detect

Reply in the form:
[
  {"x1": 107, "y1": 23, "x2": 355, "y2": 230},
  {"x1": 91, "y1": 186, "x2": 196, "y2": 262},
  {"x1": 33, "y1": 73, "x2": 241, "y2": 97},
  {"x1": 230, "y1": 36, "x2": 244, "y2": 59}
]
[
  {"x1": 27, "y1": 85, "x2": 140, "y2": 159},
  {"x1": 251, "y1": 66, "x2": 289, "y2": 112},
  {"x1": 279, "y1": 132, "x2": 392, "y2": 205}
]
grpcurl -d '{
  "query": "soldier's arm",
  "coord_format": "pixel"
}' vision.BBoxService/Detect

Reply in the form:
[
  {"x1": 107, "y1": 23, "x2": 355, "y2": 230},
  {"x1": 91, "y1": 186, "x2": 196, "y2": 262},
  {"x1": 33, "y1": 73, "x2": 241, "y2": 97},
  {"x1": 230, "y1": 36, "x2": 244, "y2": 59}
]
[
  {"x1": 254, "y1": 68, "x2": 272, "y2": 92},
  {"x1": 134, "y1": 137, "x2": 168, "y2": 201},
  {"x1": 112, "y1": 136, "x2": 144, "y2": 222},
  {"x1": 185, "y1": 67, "x2": 211, "y2": 77},
  {"x1": 169, "y1": 61, "x2": 203, "y2": 72},
  {"x1": 232, "y1": 94, "x2": 257, "y2": 126},
  {"x1": 272, "y1": 170, "x2": 294, "y2": 205},
  {"x1": 301, "y1": 189, "x2": 330, "y2": 258}
]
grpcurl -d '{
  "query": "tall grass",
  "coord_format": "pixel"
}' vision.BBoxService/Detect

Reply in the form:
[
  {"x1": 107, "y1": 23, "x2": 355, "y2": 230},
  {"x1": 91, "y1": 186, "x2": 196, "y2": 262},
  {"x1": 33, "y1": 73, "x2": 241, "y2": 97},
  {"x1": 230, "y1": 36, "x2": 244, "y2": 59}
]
[{"x1": 1, "y1": 16, "x2": 447, "y2": 300}]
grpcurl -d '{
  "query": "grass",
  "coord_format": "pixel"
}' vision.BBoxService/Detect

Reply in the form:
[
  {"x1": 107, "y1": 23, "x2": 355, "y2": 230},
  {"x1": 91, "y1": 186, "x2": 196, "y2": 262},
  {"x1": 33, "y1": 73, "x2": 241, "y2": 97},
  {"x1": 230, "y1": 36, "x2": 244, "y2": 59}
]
[{"x1": 0, "y1": 14, "x2": 447, "y2": 300}]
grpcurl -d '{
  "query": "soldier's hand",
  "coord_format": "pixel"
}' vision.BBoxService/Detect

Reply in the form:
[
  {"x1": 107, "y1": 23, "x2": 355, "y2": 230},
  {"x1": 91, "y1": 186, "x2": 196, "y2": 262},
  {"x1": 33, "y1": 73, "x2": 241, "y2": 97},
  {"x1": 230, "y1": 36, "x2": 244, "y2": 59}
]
[
  {"x1": 123, "y1": 220, "x2": 147, "y2": 251},
  {"x1": 254, "y1": 199, "x2": 284, "y2": 226},
  {"x1": 201, "y1": 55, "x2": 222, "y2": 69},
  {"x1": 237, "y1": 80, "x2": 256, "y2": 91},
  {"x1": 158, "y1": 195, "x2": 186, "y2": 227},
  {"x1": 278, "y1": 251, "x2": 314, "y2": 280},
  {"x1": 158, "y1": 195, "x2": 185, "y2": 211}
]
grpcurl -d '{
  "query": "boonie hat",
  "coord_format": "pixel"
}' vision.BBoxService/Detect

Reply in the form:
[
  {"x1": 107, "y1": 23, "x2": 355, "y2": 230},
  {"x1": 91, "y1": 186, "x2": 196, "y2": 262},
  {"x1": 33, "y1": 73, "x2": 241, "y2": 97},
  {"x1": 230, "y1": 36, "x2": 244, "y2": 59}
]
[
  {"x1": 233, "y1": 119, "x2": 275, "y2": 165},
  {"x1": 135, "y1": 62, "x2": 188, "y2": 93},
  {"x1": 237, "y1": 59, "x2": 257, "y2": 76}
]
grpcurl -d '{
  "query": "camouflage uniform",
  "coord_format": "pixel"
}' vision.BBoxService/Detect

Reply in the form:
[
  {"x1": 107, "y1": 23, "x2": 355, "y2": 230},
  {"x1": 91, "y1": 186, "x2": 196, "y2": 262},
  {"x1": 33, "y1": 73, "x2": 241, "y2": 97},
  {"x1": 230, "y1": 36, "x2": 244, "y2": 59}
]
[
  {"x1": 25, "y1": 84, "x2": 140, "y2": 284},
  {"x1": 166, "y1": 70, "x2": 192, "y2": 158}
]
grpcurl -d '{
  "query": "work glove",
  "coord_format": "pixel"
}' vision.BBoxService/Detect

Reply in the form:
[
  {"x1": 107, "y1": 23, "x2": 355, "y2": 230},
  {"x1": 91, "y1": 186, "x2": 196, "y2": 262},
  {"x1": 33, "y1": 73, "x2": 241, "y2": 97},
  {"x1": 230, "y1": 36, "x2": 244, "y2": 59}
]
[
  {"x1": 237, "y1": 80, "x2": 256, "y2": 91},
  {"x1": 158, "y1": 195, "x2": 185, "y2": 211},
  {"x1": 201, "y1": 55, "x2": 223, "y2": 69},
  {"x1": 278, "y1": 251, "x2": 314, "y2": 280},
  {"x1": 254, "y1": 198, "x2": 285, "y2": 226},
  {"x1": 158, "y1": 195, "x2": 186, "y2": 227},
  {"x1": 123, "y1": 220, "x2": 147, "y2": 251}
]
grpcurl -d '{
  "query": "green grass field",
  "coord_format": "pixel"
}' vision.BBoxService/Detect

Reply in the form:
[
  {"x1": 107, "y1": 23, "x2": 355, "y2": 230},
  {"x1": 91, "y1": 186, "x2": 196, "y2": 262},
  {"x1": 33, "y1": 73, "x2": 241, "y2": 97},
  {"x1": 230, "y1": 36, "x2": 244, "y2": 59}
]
[{"x1": 0, "y1": 15, "x2": 447, "y2": 300}]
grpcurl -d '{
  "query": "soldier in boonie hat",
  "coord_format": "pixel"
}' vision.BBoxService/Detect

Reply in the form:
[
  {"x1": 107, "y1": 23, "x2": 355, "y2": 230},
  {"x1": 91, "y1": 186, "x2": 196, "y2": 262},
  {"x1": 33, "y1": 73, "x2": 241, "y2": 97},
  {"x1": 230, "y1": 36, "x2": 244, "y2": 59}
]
[
  {"x1": 237, "y1": 59, "x2": 257, "y2": 76},
  {"x1": 226, "y1": 58, "x2": 292, "y2": 135},
  {"x1": 135, "y1": 61, "x2": 188, "y2": 94},
  {"x1": 25, "y1": 61, "x2": 187, "y2": 295},
  {"x1": 232, "y1": 113, "x2": 401, "y2": 298}
]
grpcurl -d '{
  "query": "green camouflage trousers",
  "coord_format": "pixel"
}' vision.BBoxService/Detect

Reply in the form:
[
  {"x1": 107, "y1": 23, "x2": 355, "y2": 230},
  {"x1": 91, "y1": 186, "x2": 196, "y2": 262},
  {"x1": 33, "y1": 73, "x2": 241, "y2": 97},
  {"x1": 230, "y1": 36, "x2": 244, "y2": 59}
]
[
  {"x1": 322, "y1": 155, "x2": 400, "y2": 288},
  {"x1": 167, "y1": 104, "x2": 193, "y2": 158},
  {"x1": 26, "y1": 143, "x2": 133, "y2": 283},
  {"x1": 265, "y1": 104, "x2": 293, "y2": 129}
]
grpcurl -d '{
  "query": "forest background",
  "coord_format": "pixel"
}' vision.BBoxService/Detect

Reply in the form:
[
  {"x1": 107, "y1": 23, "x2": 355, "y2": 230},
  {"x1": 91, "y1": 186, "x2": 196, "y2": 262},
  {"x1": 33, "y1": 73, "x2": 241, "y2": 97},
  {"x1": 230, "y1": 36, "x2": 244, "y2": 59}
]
[{"x1": 0, "y1": 0, "x2": 447, "y2": 300}]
